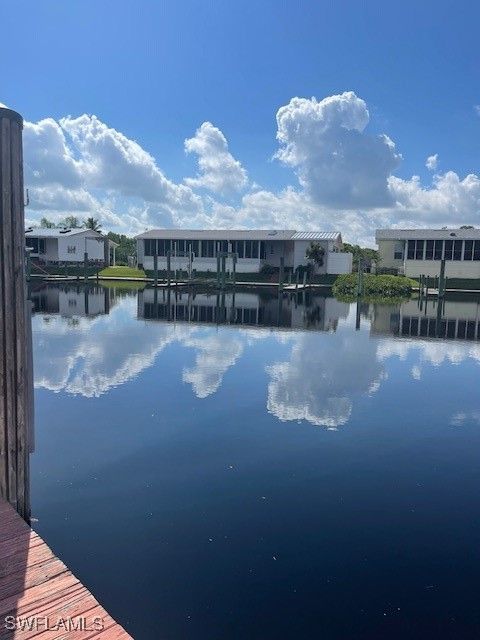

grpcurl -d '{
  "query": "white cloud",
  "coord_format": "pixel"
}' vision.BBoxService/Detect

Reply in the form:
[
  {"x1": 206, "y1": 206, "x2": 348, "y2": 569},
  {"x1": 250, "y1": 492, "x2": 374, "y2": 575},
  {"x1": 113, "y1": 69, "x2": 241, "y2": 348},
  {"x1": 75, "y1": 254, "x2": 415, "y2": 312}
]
[
  {"x1": 388, "y1": 171, "x2": 480, "y2": 226},
  {"x1": 425, "y1": 154, "x2": 438, "y2": 171},
  {"x1": 17, "y1": 91, "x2": 480, "y2": 242},
  {"x1": 474, "y1": 105, "x2": 480, "y2": 117},
  {"x1": 275, "y1": 91, "x2": 401, "y2": 208},
  {"x1": 184, "y1": 121, "x2": 247, "y2": 194},
  {"x1": 24, "y1": 118, "x2": 84, "y2": 188}
]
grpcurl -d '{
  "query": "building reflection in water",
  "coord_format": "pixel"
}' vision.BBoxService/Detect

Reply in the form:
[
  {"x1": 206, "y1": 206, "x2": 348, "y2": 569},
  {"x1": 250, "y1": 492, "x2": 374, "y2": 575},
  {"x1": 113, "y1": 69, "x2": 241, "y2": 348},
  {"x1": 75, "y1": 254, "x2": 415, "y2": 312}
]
[
  {"x1": 30, "y1": 283, "x2": 114, "y2": 318},
  {"x1": 371, "y1": 297, "x2": 480, "y2": 341},
  {"x1": 137, "y1": 288, "x2": 350, "y2": 331}
]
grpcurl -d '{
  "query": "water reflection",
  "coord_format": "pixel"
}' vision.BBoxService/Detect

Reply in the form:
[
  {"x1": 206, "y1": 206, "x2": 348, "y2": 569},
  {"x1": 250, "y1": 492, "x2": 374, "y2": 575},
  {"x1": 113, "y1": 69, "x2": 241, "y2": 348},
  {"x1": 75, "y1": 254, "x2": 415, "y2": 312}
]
[
  {"x1": 30, "y1": 283, "x2": 480, "y2": 428},
  {"x1": 138, "y1": 288, "x2": 349, "y2": 331},
  {"x1": 30, "y1": 284, "x2": 480, "y2": 639}
]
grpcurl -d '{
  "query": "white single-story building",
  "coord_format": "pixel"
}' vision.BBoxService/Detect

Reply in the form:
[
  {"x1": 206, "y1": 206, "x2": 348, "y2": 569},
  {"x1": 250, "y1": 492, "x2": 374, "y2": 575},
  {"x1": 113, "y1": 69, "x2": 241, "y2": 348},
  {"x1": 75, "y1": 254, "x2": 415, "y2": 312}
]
[
  {"x1": 25, "y1": 228, "x2": 117, "y2": 265},
  {"x1": 376, "y1": 228, "x2": 480, "y2": 279},
  {"x1": 135, "y1": 229, "x2": 352, "y2": 274}
]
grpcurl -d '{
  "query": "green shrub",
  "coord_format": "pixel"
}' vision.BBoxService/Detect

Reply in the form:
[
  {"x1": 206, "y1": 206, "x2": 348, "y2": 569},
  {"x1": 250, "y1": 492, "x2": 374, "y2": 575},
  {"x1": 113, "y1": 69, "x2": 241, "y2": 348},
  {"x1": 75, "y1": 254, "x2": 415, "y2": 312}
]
[
  {"x1": 259, "y1": 264, "x2": 278, "y2": 277},
  {"x1": 333, "y1": 273, "x2": 417, "y2": 298}
]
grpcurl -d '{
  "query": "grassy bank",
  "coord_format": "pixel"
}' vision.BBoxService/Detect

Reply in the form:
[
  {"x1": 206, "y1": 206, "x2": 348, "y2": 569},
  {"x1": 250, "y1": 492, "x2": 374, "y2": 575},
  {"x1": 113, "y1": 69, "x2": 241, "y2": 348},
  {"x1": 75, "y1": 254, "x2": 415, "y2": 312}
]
[
  {"x1": 333, "y1": 273, "x2": 417, "y2": 299},
  {"x1": 98, "y1": 266, "x2": 146, "y2": 278}
]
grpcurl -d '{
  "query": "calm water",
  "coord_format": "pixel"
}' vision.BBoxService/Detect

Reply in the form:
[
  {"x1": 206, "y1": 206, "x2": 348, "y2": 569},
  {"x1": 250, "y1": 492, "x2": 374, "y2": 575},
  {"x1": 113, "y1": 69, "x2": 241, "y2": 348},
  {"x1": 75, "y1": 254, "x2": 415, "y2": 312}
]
[{"x1": 30, "y1": 283, "x2": 480, "y2": 639}]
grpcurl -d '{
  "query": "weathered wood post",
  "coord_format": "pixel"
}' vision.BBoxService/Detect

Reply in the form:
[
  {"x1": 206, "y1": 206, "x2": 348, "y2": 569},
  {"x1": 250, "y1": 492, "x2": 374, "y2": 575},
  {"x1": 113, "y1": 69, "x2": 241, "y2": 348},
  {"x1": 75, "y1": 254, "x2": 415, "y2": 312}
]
[
  {"x1": 438, "y1": 258, "x2": 446, "y2": 298},
  {"x1": 0, "y1": 107, "x2": 33, "y2": 522},
  {"x1": 153, "y1": 251, "x2": 158, "y2": 287},
  {"x1": 166, "y1": 250, "x2": 171, "y2": 288},
  {"x1": 103, "y1": 235, "x2": 109, "y2": 267},
  {"x1": 221, "y1": 254, "x2": 226, "y2": 290},
  {"x1": 279, "y1": 257, "x2": 285, "y2": 291}
]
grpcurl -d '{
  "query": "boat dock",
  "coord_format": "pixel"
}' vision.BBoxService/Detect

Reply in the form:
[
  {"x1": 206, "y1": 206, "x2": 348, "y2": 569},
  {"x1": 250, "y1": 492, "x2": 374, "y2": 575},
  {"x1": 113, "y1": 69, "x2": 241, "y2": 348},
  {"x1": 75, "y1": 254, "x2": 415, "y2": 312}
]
[{"x1": 0, "y1": 499, "x2": 131, "y2": 640}]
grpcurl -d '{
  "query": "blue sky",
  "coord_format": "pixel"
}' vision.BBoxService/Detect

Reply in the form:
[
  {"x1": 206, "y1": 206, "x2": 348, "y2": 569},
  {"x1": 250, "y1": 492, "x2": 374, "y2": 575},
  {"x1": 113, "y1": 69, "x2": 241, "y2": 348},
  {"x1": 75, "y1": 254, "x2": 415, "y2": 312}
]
[{"x1": 1, "y1": 0, "x2": 479, "y2": 244}]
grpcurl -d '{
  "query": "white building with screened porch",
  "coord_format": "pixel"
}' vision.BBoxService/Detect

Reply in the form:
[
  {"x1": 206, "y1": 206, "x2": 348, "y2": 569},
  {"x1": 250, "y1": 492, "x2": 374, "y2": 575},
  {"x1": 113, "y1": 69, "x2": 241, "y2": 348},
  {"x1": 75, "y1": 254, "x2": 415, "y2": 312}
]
[
  {"x1": 376, "y1": 228, "x2": 480, "y2": 279},
  {"x1": 135, "y1": 229, "x2": 352, "y2": 275}
]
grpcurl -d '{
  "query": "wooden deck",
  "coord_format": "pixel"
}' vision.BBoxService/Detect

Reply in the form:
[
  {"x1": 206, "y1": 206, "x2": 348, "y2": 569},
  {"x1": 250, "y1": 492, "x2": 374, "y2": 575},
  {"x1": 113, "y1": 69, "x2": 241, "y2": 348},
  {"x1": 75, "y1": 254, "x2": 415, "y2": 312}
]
[{"x1": 0, "y1": 500, "x2": 132, "y2": 639}]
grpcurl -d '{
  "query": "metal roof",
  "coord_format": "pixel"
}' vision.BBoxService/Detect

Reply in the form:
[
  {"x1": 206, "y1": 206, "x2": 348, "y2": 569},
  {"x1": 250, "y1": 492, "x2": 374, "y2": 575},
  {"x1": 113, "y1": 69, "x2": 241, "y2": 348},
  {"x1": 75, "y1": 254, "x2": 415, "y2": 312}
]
[
  {"x1": 291, "y1": 231, "x2": 341, "y2": 241},
  {"x1": 376, "y1": 228, "x2": 480, "y2": 241},
  {"x1": 135, "y1": 229, "x2": 341, "y2": 241},
  {"x1": 25, "y1": 228, "x2": 102, "y2": 238}
]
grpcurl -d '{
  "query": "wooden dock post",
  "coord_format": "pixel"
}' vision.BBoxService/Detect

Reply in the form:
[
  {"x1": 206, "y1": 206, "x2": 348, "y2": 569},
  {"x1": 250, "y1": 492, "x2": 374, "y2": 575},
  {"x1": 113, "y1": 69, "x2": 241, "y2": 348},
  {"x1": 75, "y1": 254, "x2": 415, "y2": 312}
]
[
  {"x1": 166, "y1": 250, "x2": 171, "y2": 288},
  {"x1": 438, "y1": 259, "x2": 446, "y2": 298},
  {"x1": 279, "y1": 257, "x2": 285, "y2": 291},
  {"x1": 0, "y1": 107, "x2": 33, "y2": 522},
  {"x1": 153, "y1": 251, "x2": 158, "y2": 287}
]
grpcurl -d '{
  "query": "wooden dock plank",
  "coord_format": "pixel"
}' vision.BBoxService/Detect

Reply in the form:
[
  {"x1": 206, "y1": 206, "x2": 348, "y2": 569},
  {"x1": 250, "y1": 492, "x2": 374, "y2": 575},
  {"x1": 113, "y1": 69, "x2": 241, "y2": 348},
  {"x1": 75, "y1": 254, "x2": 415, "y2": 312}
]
[{"x1": 0, "y1": 500, "x2": 131, "y2": 639}]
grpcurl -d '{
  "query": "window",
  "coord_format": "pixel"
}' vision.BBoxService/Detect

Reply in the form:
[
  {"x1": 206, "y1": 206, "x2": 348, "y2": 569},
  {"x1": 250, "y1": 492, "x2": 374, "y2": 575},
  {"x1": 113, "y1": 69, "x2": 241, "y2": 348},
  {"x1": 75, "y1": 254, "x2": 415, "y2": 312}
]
[
  {"x1": 67, "y1": 245, "x2": 76, "y2": 254},
  {"x1": 474, "y1": 241, "x2": 480, "y2": 261},
  {"x1": 252, "y1": 241, "x2": 259, "y2": 258},
  {"x1": 393, "y1": 242, "x2": 403, "y2": 260},
  {"x1": 244, "y1": 240, "x2": 253, "y2": 258},
  {"x1": 189, "y1": 240, "x2": 199, "y2": 257},
  {"x1": 425, "y1": 240, "x2": 434, "y2": 260},
  {"x1": 236, "y1": 241, "x2": 244, "y2": 258},
  {"x1": 260, "y1": 241, "x2": 266, "y2": 259},
  {"x1": 444, "y1": 239, "x2": 453, "y2": 260},
  {"x1": 144, "y1": 239, "x2": 155, "y2": 256},
  {"x1": 464, "y1": 240, "x2": 473, "y2": 261},
  {"x1": 270, "y1": 243, "x2": 275, "y2": 255},
  {"x1": 434, "y1": 240, "x2": 443, "y2": 260},
  {"x1": 26, "y1": 237, "x2": 46, "y2": 254},
  {"x1": 415, "y1": 240, "x2": 424, "y2": 260},
  {"x1": 407, "y1": 240, "x2": 415, "y2": 259},
  {"x1": 203, "y1": 240, "x2": 215, "y2": 257},
  {"x1": 453, "y1": 240, "x2": 463, "y2": 261}
]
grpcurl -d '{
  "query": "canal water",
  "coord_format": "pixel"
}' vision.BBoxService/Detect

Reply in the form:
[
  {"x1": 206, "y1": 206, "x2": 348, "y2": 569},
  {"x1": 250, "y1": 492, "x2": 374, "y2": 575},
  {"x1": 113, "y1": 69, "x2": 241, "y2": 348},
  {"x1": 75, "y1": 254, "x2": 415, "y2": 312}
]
[{"x1": 30, "y1": 283, "x2": 480, "y2": 639}]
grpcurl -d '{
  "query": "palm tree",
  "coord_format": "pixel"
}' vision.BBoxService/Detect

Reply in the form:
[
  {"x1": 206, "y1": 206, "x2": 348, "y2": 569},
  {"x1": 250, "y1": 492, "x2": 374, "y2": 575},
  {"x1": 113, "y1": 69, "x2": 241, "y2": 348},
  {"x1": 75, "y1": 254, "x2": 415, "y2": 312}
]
[
  {"x1": 83, "y1": 217, "x2": 102, "y2": 232},
  {"x1": 305, "y1": 241, "x2": 325, "y2": 269}
]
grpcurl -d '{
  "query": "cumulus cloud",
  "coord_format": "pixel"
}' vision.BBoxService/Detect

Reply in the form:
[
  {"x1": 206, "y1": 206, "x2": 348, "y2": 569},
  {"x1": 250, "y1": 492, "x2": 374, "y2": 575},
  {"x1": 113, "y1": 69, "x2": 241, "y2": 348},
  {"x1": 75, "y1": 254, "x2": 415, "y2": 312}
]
[
  {"x1": 23, "y1": 113, "x2": 204, "y2": 232},
  {"x1": 17, "y1": 90, "x2": 480, "y2": 242},
  {"x1": 184, "y1": 121, "x2": 248, "y2": 194},
  {"x1": 388, "y1": 171, "x2": 480, "y2": 226},
  {"x1": 275, "y1": 91, "x2": 401, "y2": 208},
  {"x1": 425, "y1": 154, "x2": 438, "y2": 171}
]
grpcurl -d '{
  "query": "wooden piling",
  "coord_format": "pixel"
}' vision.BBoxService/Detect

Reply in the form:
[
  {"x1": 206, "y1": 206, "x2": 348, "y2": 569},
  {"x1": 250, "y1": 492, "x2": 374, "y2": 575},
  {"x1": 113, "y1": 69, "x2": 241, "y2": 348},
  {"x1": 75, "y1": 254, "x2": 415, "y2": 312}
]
[
  {"x1": 166, "y1": 250, "x2": 171, "y2": 288},
  {"x1": 279, "y1": 257, "x2": 285, "y2": 290},
  {"x1": 0, "y1": 107, "x2": 33, "y2": 522},
  {"x1": 153, "y1": 251, "x2": 158, "y2": 287}
]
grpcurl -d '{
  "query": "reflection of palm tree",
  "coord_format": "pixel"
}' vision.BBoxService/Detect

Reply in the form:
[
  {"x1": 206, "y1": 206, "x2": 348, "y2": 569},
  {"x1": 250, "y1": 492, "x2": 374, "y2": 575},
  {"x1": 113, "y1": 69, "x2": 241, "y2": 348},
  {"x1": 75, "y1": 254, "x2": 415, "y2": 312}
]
[
  {"x1": 305, "y1": 305, "x2": 322, "y2": 327},
  {"x1": 84, "y1": 217, "x2": 102, "y2": 232}
]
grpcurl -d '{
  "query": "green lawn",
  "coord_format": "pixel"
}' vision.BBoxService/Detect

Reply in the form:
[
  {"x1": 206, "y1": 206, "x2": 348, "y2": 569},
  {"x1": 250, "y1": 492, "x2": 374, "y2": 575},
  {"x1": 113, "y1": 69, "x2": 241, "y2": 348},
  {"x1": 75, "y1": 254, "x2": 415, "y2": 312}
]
[{"x1": 98, "y1": 266, "x2": 146, "y2": 278}]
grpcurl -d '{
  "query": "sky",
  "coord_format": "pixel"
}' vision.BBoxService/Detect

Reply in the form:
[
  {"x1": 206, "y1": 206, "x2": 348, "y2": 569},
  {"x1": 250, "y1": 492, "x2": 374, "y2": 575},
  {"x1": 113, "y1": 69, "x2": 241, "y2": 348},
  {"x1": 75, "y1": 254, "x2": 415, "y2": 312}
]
[{"x1": 1, "y1": 0, "x2": 479, "y2": 246}]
